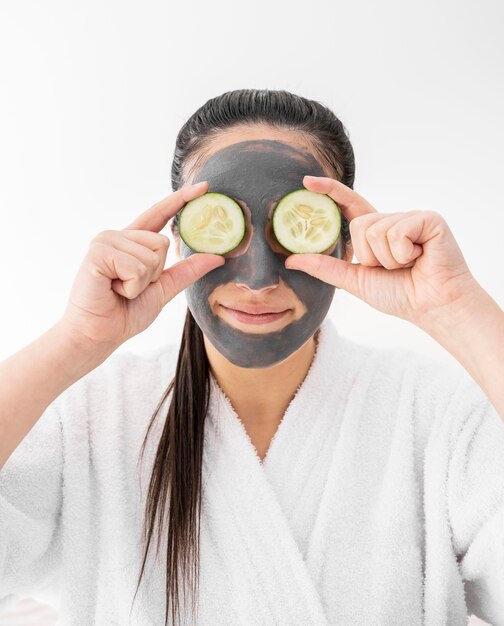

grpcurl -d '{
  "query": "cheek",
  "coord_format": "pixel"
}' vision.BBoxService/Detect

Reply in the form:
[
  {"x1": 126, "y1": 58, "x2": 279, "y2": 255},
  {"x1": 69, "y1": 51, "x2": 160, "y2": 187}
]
[
  {"x1": 295, "y1": 277, "x2": 334, "y2": 308},
  {"x1": 185, "y1": 282, "x2": 214, "y2": 324}
]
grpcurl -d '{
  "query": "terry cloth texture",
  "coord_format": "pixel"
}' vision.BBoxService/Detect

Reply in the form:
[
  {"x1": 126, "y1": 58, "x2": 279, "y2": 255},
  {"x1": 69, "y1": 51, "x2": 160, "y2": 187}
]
[{"x1": 1, "y1": 317, "x2": 503, "y2": 625}]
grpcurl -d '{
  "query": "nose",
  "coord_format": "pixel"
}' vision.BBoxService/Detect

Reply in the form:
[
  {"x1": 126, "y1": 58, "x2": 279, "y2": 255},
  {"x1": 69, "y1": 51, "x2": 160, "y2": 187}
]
[{"x1": 232, "y1": 233, "x2": 281, "y2": 291}]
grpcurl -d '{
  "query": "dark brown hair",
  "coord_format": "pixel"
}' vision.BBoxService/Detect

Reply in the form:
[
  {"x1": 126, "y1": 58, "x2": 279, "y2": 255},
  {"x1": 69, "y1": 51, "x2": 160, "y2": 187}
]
[{"x1": 131, "y1": 89, "x2": 355, "y2": 625}]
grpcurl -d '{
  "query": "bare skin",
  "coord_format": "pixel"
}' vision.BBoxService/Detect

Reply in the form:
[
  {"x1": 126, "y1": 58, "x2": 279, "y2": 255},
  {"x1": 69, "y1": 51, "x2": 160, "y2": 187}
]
[
  {"x1": 173, "y1": 125, "x2": 352, "y2": 461},
  {"x1": 203, "y1": 327, "x2": 319, "y2": 462}
]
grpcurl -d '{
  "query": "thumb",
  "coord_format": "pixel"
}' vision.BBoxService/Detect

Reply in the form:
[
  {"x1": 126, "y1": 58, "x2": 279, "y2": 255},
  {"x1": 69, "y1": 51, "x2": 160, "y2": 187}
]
[
  {"x1": 159, "y1": 254, "x2": 225, "y2": 305},
  {"x1": 285, "y1": 254, "x2": 366, "y2": 299}
]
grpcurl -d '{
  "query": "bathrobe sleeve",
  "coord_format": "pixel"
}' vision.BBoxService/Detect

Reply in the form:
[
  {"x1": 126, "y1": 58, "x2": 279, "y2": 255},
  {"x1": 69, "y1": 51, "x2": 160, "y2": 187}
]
[
  {"x1": 0, "y1": 399, "x2": 64, "y2": 606},
  {"x1": 446, "y1": 372, "x2": 504, "y2": 624}
]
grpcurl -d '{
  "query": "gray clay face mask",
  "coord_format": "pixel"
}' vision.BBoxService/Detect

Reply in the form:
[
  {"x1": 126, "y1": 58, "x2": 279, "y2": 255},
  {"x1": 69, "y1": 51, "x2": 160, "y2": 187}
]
[{"x1": 178, "y1": 139, "x2": 345, "y2": 368}]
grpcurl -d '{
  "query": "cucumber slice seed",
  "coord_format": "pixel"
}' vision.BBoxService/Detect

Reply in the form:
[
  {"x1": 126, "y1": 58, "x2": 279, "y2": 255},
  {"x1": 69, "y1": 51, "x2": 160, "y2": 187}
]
[
  {"x1": 179, "y1": 189, "x2": 340, "y2": 255},
  {"x1": 272, "y1": 189, "x2": 341, "y2": 253},
  {"x1": 179, "y1": 192, "x2": 246, "y2": 254}
]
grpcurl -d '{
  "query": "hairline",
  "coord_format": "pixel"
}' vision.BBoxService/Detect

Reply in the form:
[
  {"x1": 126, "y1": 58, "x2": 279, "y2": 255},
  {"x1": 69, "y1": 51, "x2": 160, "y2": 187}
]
[{"x1": 179, "y1": 123, "x2": 340, "y2": 187}]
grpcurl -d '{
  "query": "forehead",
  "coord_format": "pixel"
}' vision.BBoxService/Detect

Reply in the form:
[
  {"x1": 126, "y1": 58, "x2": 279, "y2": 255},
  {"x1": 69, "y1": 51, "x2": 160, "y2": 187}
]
[{"x1": 193, "y1": 139, "x2": 325, "y2": 205}]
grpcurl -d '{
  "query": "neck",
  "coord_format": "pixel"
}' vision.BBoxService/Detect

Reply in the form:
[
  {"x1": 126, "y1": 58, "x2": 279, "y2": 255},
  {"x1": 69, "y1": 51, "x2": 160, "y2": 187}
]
[{"x1": 203, "y1": 330, "x2": 319, "y2": 429}]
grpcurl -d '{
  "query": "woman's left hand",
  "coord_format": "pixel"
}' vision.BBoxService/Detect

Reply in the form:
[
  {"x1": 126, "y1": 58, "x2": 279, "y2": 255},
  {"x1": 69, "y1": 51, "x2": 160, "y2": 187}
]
[{"x1": 285, "y1": 175, "x2": 480, "y2": 328}]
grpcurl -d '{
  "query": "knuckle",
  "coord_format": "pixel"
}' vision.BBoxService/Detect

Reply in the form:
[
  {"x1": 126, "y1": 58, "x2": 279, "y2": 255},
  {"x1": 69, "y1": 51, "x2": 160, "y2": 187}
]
[
  {"x1": 365, "y1": 226, "x2": 380, "y2": 240},
  {"x1": 349, "y1": 219, "x2": 360, "y2": 235},
  {"x1": 354, "y1": 247, "x2": 372, "y2": 265},
  {"x1": 387, "y1": 227, "x2": 402, "y2": 240},
  {"x1": 349, "y1": 223, "x2": 361, "y2": 243},
  {"x1": 427, "y1": 209, "x2": 442, "y2": 221},
  {"x1": 389, "y1": 239, "x2": 411, "y2": 264},
  {"x1": 148, "y1": 250, "x2": 161, "y2": 268},
  {"x1": 88, "y1": 241, "x2": 108, "y2": 256},
  {"x1": 91, "y1": 229, "x2": 114, "y2": 244},
  {"x1": 135, "y1": 262, "x2": 148, "y2": 278},
  {"x1": 155, "y1": 244, "x2": 168, "y2": 263}
]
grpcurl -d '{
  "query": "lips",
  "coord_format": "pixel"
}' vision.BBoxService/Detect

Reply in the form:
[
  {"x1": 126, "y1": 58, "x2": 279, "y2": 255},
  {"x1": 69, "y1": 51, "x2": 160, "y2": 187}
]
[
  {"x1": 220, "y1": 304, "x2": 290, "y2": 315},
  {"x1": 219, "y1": 304, "x2": 291, "y2": 326}
]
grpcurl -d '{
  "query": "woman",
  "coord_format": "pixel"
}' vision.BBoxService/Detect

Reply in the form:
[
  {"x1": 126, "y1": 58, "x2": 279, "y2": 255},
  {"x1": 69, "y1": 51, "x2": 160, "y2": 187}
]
[{"x1": 0, "y1": 89, "x2": 503, "y2": 626}]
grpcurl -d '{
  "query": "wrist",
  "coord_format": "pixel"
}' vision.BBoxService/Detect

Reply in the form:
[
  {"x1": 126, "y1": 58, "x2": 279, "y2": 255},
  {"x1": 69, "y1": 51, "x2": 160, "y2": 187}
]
[
  {"x1": 416, "y1": 281, "x2": 498, "y2": 339},
  {"x1": 51, "y1": 321, "x2": 117, "y2": 380},
  {"x1": 416, "y1": 282, "x2": 504, "y2": 405}
]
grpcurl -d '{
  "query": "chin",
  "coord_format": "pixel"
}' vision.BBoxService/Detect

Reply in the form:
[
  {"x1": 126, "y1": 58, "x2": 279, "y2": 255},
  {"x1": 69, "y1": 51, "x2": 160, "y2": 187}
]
[{"x1": 202, "y1": 315, "x2": 318, "y2": 369}]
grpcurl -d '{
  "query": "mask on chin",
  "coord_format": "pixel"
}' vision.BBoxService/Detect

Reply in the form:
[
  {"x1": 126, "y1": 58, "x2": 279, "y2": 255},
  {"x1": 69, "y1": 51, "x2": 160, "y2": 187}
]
[{"x1": 178, "y1": 139, "x2": 346, "y2": 368}]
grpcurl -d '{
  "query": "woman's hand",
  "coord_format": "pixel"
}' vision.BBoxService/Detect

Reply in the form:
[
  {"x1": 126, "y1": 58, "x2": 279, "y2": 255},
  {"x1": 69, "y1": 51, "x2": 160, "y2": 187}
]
[
  {"x1": 285, "y1": 175, "x2": 480, "y2": 328},
  {"x1": 58, "y1": 181, "x2": 224, "y2": 350}
]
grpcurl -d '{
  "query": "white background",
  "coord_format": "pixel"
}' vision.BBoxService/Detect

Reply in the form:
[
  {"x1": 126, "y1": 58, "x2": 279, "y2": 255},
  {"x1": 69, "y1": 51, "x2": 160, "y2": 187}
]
[
  {"x1": 0, "y1": 2, "x2": 501, "y2": 624},
  {"x1": 1, "y1": 0, "x2": 503, "y2": 366}
]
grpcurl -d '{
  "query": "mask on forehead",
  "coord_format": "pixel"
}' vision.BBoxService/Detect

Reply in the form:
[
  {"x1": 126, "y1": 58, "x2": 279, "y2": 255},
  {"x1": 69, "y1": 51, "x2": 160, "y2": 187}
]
[{"x1": 178, "y1": 139, "x2": 345, "y2": 368}]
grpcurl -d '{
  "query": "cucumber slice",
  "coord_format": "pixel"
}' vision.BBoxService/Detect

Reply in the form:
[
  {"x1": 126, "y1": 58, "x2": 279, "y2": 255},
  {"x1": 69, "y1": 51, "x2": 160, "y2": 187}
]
[
  {"x1": 272, "y1": 189, "x2": 341, "y2": 253},
  {"x1": 179, "y1": 192, "x2": 246, "y2": 254}
]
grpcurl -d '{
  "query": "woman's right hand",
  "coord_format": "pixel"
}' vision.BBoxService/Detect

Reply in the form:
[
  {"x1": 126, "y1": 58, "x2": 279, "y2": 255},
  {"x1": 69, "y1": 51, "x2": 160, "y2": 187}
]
[{"x1": 58, "y1": 181, "x2": 224, "y2": 350}]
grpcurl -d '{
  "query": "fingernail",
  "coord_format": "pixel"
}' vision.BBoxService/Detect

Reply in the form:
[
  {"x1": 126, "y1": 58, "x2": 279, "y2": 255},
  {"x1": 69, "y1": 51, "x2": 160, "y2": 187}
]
[{"x1": 192, "y1": 180, "x2": 208, "y2": 187}]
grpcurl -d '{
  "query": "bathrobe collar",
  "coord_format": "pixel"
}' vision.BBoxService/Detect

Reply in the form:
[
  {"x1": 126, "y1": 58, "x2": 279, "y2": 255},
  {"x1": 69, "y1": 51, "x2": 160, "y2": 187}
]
[{"x1": 199, "y1": 317, "x2": 361, "y2": 624}]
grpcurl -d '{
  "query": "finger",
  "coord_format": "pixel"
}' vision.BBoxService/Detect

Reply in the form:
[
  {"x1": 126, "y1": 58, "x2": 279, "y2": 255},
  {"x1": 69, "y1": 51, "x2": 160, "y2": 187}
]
[
  {"x1": 123, "y1": 181, "x2": 209, "y2": 233},
  {"x1": 88, "y1": 243, "x2": 151, "y2": 299},
  {"x1": 96, "y1": 231, "x2": 169, "y2": 283},
  {"x1": 384, "y1": 214, "x2": 425, "y2": 266},
  {"x1": 303, "y1": 175, "x2": 378, "y2": 221},
  {"x1": 285, "y1": 253, "x2": 371, "y2": 299},
  {"x1": 391, "y1": 210, "x2": 447, "y2": 246},
  {"x1": 94, "y1": 229, "x2": 169, "y2": 256},
  {"x1": 349, "y1": 213, "x2": 387, "y2": 267},
  {"x1": 115, "y1": 230, "x2": 170, "y2": 279},
  {"x1": 119, "y1": 229, "x2": 170, "y2": 253},
  {"x1": 363, "y1": 212, "x2": 424, "y2": 269},
  {"x1": 158, "y1": 254, "x2": 225, "y2": 305}
]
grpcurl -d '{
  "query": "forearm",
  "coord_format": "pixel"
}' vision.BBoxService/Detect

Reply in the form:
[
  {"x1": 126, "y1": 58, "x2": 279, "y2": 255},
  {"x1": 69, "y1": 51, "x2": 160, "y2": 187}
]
[
  {"x1": 0, "y1": 323, "x2": 114, "y2": 469},
  {"x1": 420, "y1": 282, "x2": 504, "y2": 422}
]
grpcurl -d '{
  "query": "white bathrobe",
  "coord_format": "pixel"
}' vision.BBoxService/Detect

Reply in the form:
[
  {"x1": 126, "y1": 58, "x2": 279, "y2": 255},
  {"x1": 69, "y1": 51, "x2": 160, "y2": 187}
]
[{"x1": 1, "y1": 318, "x2": 503, "y2": 625}]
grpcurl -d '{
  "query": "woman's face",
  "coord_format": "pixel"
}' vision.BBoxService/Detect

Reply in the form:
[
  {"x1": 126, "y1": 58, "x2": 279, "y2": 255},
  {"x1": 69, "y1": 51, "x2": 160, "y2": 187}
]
[{"x1": 173, "y1": 128, "x2": 350, "y2": 368}]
